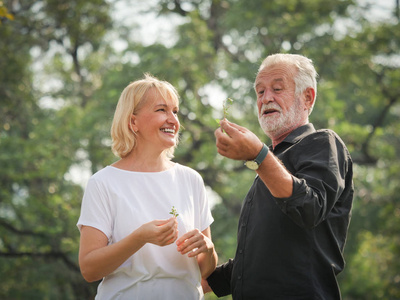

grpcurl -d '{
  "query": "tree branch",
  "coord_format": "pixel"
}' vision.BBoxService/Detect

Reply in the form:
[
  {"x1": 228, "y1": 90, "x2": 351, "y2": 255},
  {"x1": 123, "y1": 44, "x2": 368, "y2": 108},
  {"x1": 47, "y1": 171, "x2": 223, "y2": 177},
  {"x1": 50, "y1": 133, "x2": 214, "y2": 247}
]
[
  {"x1": 0, "y1": 218, "x2": 48, "y2": 238},
  {"x1": 0, "y1": 250, "x2": 80, "y2": 273},
  {"x1": 360, "y1": 67, "x2": 399, "y2": 164}
]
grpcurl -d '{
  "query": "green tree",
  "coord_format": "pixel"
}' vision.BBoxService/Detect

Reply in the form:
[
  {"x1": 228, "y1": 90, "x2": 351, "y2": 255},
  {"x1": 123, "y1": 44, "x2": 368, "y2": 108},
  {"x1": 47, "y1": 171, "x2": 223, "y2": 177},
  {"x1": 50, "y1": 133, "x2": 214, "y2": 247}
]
[
  {"x1": 0, "y1": 0, "x2": 112, "y2": 298},
  {"x1": 1, "y1": 0, "x2": 399, "y2": 299}
]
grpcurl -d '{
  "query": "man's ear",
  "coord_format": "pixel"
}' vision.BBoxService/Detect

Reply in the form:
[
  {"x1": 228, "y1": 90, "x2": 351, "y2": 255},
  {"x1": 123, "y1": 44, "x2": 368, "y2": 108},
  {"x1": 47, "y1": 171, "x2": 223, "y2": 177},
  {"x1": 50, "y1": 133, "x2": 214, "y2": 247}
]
[
  {"x1": 304, "y1": 87, "x2": 315, "y2": 110},
  {"x1": 130, "y1": 114, "x2": 139, "y2": 132}
]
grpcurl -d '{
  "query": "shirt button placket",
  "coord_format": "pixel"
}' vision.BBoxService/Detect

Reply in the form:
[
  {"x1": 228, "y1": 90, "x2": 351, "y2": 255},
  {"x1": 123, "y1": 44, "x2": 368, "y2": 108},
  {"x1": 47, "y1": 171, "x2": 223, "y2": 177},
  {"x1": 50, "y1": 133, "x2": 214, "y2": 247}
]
[{"x1": 238, "y1": 197, "x2": 251, "y2": 295}]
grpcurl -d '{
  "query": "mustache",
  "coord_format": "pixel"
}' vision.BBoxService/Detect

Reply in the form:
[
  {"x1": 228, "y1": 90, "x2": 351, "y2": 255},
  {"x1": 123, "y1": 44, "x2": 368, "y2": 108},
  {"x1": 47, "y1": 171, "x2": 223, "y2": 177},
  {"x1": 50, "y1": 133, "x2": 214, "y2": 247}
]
[{"x1": 259, "y1": 104, "x2": 282, "y2": 115}]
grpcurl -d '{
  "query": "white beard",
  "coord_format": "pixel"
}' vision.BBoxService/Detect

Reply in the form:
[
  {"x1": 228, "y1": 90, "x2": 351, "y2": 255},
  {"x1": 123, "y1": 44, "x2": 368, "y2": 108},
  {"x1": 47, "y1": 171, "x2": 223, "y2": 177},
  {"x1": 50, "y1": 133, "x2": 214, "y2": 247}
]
[{"x1": 258, "y1": 97, "x2": 304, "y2": 138}]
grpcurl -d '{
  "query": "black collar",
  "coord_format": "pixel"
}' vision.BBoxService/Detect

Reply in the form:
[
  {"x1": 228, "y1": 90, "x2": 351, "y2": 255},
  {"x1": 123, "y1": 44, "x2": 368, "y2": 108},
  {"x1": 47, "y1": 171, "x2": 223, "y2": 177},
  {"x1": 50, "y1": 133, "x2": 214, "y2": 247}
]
[{"x1": 272, "y1": 123, "x2": 316, "y2": 152}]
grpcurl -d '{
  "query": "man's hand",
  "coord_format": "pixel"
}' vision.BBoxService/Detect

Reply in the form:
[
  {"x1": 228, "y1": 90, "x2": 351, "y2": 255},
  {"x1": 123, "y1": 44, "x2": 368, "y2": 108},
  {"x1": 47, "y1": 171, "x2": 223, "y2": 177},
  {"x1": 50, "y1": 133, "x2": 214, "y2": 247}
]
[{"x1": 215, "y1": 119, "x2": 263, "y2": 161}]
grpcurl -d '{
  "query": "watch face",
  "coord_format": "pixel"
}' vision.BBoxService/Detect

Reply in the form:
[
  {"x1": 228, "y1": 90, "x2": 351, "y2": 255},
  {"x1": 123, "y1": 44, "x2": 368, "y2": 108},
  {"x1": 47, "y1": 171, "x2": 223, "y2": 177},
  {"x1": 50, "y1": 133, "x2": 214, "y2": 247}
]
[{"x1": 245, "y1": 160, "x2": 259, "y2": 170}]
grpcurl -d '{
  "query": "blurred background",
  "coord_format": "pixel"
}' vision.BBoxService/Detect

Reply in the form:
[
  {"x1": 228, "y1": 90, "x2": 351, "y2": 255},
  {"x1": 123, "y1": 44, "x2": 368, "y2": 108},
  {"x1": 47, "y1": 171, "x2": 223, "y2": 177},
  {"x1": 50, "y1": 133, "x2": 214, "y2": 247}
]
[{"x1": 0, "y1": 0, "x2": 399, "y2": 299}]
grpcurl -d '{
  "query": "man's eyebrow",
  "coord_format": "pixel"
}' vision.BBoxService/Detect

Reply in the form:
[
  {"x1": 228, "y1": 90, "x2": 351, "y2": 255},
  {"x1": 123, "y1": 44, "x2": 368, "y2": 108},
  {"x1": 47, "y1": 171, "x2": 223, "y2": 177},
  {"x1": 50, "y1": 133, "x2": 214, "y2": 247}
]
[{"x1": 255, "y1": 78, "x2": 284, "y2": 88}]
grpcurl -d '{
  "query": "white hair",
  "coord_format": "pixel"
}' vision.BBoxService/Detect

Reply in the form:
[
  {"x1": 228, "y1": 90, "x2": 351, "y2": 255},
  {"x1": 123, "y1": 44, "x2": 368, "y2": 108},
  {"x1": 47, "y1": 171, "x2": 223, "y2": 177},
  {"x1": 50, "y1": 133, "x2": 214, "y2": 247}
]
[{"x1": 256, "y1": 53, "x2": 318, "y2": 114}]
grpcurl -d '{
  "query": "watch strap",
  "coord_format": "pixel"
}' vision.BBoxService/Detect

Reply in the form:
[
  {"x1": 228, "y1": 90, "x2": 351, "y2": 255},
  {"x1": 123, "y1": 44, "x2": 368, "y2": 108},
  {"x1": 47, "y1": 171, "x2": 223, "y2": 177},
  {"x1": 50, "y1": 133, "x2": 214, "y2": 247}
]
[{"x1": 254, "y1": 143, "x2": 269, "y2": 165}]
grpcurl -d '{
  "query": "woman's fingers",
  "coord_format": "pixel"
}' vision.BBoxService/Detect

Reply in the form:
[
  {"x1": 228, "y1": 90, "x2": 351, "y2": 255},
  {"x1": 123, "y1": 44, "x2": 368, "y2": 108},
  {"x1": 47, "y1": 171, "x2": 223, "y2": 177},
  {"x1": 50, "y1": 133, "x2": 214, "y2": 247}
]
[
  {"x1": 159, "y1": 218, "x2": 178, "y2": 245},
  {"x1": 176, "y1": 229, "x2": 209, "y2": 257},
  {"x1": 143, "y1": 217, "x2": 178, "y2": 246}
]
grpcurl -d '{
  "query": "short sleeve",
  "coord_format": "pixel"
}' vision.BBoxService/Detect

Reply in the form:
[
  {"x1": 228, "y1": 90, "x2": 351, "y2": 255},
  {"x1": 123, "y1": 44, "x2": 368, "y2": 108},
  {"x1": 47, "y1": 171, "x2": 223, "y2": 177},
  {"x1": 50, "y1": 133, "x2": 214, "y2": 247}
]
[
  {"x1": 185, "y1": 167, "x2": 214, "y2": 232},
  {"x1": 197, "y1": 177, "x2": 214, "y2": 232},
  {"x1": 77, "y1": 176, "x2": 113, "y2": 239}
]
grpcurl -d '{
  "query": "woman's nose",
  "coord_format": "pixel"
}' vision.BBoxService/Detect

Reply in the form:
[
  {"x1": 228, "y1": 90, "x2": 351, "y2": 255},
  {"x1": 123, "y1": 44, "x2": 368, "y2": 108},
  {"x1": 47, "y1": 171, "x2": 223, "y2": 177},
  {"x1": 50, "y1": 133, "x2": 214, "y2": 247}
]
[{"x1": 167, "y1": 111, "x2": 179, "y2": 125}]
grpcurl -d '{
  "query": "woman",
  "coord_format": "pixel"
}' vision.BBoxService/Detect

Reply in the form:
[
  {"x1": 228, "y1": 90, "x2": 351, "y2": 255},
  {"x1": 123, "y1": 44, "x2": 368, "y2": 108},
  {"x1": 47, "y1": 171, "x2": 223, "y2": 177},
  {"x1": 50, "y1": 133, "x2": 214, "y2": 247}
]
[{"x1": 77, "y1": 74, "x2": 217, "y2": 299}]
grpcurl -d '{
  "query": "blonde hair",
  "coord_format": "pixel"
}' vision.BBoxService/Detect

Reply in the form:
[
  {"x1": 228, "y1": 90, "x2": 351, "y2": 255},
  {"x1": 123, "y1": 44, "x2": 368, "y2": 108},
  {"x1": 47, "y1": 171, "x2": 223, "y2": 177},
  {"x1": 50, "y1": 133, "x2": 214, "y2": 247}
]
[
  {"x1": 256, "y1": 54, "x2": 318, "y2": 114},
  {"x1": 111, "y1": 74, "x2": 180, "y2": 158}
]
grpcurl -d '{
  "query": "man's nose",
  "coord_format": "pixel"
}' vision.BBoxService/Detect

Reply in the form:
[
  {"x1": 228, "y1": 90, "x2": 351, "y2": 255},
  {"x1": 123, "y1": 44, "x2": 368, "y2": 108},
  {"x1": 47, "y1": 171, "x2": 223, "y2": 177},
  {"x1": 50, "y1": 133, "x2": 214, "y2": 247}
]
[{"x1": 261, "y1": 89, "x2": 274, "y2": 104}]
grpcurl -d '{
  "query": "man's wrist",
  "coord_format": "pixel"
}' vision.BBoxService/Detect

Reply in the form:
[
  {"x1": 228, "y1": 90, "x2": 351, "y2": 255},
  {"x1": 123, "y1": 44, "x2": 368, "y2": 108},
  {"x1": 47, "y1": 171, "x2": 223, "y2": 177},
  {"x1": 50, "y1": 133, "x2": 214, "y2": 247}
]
[{"x1": 244, "y1": 143, "x2": 269, "y2": 170}]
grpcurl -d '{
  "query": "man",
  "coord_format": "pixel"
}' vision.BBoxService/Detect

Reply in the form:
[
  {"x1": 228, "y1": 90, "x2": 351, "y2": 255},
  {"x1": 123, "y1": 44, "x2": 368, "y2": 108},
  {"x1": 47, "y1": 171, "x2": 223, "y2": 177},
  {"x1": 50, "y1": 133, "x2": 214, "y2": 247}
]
[{"x1": 206, "y1": 54, "x2": 354, "y2": 299}]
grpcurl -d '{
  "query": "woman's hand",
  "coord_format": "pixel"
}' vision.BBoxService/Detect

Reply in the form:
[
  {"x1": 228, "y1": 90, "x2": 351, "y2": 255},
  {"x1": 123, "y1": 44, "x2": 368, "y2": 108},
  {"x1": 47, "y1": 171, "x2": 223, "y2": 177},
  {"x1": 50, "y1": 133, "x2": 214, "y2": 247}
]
[
  {"x1": 176, "y1": 228, "x2": 213, "y2": 257},
  {"x1": 176, "y1": 227, "x2": 217, "y2": 278},
  {"x1": 79, "y1": 217, "x2": 178, "y2": 282},
  {"x1": 201, "y1": 278, "x2": 213, "y2": 294},
  {"x1": 138, "y1": 217, "x2": 178, "y2": 246}
]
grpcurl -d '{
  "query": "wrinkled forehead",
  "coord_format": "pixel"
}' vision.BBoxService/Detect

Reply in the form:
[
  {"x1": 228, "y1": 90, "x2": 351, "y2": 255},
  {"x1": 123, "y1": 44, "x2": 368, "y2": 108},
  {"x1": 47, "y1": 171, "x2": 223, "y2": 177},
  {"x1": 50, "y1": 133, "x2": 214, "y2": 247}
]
[{"x1": 255, "y1": 63, "x2": 297, "y2": 87}]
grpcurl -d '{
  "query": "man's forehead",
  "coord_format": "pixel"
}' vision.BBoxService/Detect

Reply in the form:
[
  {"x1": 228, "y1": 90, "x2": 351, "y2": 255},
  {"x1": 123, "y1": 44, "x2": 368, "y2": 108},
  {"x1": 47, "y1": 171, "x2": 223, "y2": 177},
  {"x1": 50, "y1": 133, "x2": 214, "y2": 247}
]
[
  {"x1": 255, "y1": 64, "x2": 296, "y2": 85},
  {"x1": 255, "y1": 77, "x2": 284, "y2": 87}
]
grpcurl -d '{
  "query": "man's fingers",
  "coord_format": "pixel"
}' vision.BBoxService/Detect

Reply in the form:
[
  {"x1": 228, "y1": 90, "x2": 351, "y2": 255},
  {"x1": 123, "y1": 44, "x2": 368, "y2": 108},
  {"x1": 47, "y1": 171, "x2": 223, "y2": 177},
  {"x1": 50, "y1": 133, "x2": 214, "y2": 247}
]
[
  {"x1": 224, "y1": 119, "x2": 247, "y2": 132},
  {"x1": 219, "y1": 120, "x2": 236, "y2": 137},
  {"x1": 220, "y1": 119, "x2": 247, "y2": 136},
  {"x1": 216, "y1": 147, "x2": 229, "y2": 158},
  {"x1": 214, "y1": 126, "x2": 229, "y2": 140}
]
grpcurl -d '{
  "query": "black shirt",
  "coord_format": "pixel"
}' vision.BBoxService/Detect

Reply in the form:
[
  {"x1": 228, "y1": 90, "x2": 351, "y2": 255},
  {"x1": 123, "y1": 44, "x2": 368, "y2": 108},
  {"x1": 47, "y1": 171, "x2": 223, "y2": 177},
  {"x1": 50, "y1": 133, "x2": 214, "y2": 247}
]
[{"x1": 207, "y1": 124, "x2": 354, "y2": 300}]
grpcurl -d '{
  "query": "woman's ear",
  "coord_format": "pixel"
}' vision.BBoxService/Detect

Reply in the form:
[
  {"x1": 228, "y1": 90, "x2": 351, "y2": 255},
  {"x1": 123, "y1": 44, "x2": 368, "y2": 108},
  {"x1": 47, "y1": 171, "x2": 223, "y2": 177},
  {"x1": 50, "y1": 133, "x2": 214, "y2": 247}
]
[{"x1": 130, "y1": 114, "x2": 139, "y2": 133}]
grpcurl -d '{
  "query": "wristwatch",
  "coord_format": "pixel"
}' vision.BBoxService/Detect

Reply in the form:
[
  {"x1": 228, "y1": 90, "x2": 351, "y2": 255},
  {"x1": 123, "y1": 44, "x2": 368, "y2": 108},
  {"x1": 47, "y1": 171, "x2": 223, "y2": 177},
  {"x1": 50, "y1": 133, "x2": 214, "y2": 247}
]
[{"x1": 244, "y1": 144, "x2": 269, "y2": 170}]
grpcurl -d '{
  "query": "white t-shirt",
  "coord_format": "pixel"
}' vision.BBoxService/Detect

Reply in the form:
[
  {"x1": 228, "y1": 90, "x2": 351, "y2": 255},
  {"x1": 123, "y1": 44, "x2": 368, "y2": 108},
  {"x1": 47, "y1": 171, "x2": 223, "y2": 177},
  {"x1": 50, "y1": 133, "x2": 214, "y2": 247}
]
[{"x1": 77, "y1": 163, "x2": 214, "y2": 300}]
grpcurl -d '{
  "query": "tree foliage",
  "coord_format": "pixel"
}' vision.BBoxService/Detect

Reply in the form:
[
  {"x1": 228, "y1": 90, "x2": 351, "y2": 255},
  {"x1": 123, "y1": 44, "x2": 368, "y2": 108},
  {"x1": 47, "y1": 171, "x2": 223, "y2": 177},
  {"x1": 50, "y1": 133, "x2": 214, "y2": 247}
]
[{"x1": 1, "y1": 0, "x2": 399, "y2": 299}]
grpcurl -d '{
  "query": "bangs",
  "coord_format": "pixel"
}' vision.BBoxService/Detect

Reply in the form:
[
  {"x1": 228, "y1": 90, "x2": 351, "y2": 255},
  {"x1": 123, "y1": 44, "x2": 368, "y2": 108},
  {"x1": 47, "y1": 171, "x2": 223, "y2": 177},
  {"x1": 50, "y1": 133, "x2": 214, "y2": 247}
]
[
  {"x1": 156, "y1": 82, "x2": 180, "y2": 107},
  {"x1": 142, "y1": 84, "x2": 180, "y2": 109}
]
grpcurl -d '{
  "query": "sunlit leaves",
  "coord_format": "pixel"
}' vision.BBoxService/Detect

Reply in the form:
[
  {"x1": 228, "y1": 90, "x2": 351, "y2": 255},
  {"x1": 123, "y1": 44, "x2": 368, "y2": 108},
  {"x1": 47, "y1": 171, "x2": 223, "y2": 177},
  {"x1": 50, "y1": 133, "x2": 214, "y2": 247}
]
[{"x1": 1, "y1": 0, "x2": 400, "y2": 299}]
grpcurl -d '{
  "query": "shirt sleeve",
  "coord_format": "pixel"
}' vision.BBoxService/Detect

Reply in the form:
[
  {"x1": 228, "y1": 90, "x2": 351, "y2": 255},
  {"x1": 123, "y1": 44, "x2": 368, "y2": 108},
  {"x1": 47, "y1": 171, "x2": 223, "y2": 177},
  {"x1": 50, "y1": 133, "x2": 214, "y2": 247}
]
[
  {"x1": 274, "y1": 130, "x2": 352, "y2": 229},
  {"x1": 206, "y1": 259, "x2": 233, "y2": 297},
  {"x1": 76, "y1": 176, "x2": 113, "y2": 239},
  {"x1": 190, "y1": 168, "x2": 214, "y2": 232}
]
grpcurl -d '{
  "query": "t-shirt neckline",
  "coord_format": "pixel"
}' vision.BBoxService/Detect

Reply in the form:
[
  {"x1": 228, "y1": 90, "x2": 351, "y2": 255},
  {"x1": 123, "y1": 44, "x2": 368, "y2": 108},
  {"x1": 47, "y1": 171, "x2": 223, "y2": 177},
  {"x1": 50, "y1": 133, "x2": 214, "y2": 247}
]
[{"x1": 107, "y1": 163, "x2": 178, "y2": 175}]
